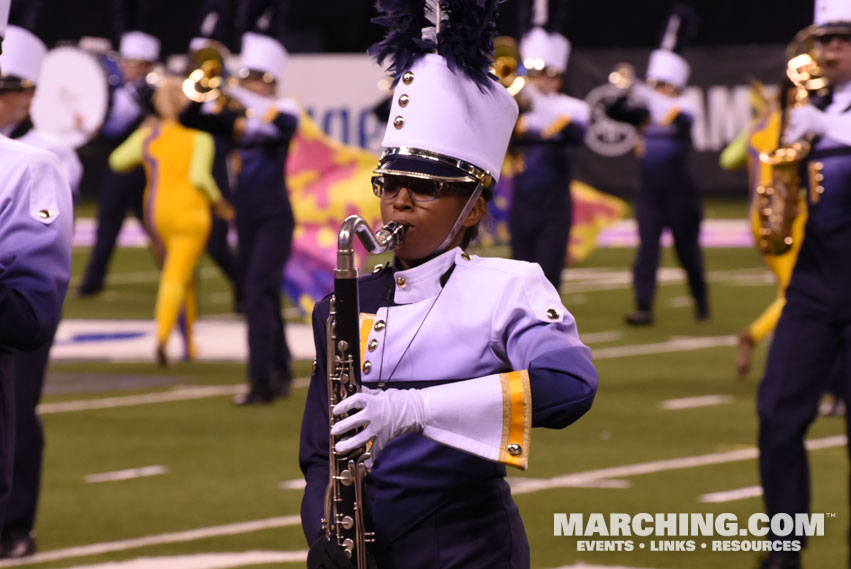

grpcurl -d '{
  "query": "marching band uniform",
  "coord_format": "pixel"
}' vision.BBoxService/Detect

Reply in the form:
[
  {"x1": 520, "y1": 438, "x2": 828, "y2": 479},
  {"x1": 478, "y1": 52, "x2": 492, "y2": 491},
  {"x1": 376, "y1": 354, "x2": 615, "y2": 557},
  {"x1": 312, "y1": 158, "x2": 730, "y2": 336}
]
[
  {"x1": 0, "y1": 8, "x2": 76, "y2": 556},
  {"x1": 299, "y1": 2, "x2": 597, "y2": 566},
  {"x1": 510, "y1": 5, "x2": 590, "y2": 291},
  {"x1": 757, "y1": 1, "x2": 851, "y2": 567},
  {"x1": 76, "y1": 3, "x2": 159, "y2": 297},
  {"x1": 607, "y1": 6, "x2": 707, "y2": 326},
  {"x1": 180, "y1": 0, "x2": 299, "y2": 403}
]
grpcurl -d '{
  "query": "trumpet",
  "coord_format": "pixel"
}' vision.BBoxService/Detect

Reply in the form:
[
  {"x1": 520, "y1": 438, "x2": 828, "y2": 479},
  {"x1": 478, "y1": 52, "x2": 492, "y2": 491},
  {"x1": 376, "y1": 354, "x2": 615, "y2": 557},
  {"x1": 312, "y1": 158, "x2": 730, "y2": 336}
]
[
  {"x1": 182, "y1": 41, "x2": 242, "y2": 110},
  {"x1": 322, "y1": 216, "x2": 407, "y2": 567},
  {"x1": 755, "y1": 25, "x2": 828, "y2": 255}
]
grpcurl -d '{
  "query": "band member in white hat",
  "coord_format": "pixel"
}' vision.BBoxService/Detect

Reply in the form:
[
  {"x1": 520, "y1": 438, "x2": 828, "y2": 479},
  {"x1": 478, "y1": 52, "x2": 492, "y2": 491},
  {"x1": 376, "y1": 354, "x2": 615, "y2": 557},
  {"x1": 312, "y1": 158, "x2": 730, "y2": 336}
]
[
  {"x1": 756, "y1": 0, "x2": 851, "y2": 567},
  {"x1": 299, "y1": 2, "x2": 597, "y2": 567},
  {"x1": 77, "y1": 0, "x2": 161, "y2": 297},
  {"x1": 180, "y1": 0, "x2": 300, "y2": 405},
  {"x1": 0, "y1": 0, "x2": 72, "y2": 547},
  {"x1": 512, "y1": 0, "x2": 590, "y2": 291},
  {"x1": 606, "y1": 4, "x2": 707, "y2": 327}
]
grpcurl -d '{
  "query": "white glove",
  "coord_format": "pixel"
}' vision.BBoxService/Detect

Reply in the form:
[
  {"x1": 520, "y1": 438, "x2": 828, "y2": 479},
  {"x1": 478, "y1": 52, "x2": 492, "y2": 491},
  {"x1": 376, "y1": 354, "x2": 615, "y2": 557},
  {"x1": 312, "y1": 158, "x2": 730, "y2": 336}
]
[
  {"x1": 642, "y1": 88, "x2": 678, "y2": 124},
  {"x1": 331, "y1": 386, "x2": 425, "y2": 466},
  {"x1": 224, "y1": 84, "x2": 274, "y2": 118},
  {"x1": 240, "y1": 116, "x2": 280, "y2": 144},
  {"x1": 785, "y1": 104, "x2": 829, "y2": 142}
]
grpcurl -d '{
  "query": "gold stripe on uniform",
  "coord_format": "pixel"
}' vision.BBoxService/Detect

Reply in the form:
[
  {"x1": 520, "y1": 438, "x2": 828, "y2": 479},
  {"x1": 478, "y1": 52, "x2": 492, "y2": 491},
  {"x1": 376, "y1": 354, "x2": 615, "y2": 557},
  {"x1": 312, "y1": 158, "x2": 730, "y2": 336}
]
[
  {"x1": 358, "y1": 313, "x2": 376, "y2": 364},
  {"x1": 498, "y1": 370, "x2": 532, "y2": 470}
]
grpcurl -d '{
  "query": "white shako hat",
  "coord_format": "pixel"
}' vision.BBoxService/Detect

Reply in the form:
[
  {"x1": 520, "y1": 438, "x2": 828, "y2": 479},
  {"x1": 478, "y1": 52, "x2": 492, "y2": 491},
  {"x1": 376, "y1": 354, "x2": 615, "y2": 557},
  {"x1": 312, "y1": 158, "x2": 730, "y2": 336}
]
[
  {"x1": 0, "y1": 25, "x2": 46, "y2": 87},
  {"x1": 645, "y1": 4, "x2": 697, "y2": 90},
  {"x1": 520, "y1": 27, "x2": 570, "y2": 74},
  {"x1": 237, "y1": 0, "x2": 289, "y2": 83},
  {"x1": 120, "y1": 31, "x2": 160, "y2": 62},
  {"x1": 814, "y1": 0, "x2": 851, "y2": 32},
  {"x1": 372, "y1": 0, "x2": 518, "y2": 190}
]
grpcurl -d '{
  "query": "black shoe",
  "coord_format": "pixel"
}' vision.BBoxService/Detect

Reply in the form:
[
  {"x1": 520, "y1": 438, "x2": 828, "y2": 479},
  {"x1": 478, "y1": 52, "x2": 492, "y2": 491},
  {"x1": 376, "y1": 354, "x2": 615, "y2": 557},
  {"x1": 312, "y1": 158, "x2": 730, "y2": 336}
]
[
  {"x1": 232, "y1": 390, "x2": 276, "y2": 406},
  {"x1": 696, "y1": 309, "x2": 710, "y2": 322},
  {"x1": 1, "y1": 532, "x2": 36, "y2": 559},
  {"x1": 625, "y1": 310, "x2": 653, "y2": 325},
  {"x1": 757, "y1": 551, "x2": 801, "y2": 569}
]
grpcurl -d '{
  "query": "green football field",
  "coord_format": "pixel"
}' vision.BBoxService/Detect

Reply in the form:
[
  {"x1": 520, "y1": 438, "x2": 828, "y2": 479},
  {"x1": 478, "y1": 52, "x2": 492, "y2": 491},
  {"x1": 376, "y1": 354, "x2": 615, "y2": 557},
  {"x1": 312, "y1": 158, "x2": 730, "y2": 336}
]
[{"x1": 9, "y1": 235, "x2": 847, "y2": 569}]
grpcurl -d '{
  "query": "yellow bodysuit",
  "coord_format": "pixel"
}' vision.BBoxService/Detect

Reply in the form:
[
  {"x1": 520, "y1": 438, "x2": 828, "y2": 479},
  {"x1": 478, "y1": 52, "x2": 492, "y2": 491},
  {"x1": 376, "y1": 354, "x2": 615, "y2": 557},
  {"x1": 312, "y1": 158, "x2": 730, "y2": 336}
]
[{"x1": 110, "y1": 120, "x2": 222, "y2": 360}]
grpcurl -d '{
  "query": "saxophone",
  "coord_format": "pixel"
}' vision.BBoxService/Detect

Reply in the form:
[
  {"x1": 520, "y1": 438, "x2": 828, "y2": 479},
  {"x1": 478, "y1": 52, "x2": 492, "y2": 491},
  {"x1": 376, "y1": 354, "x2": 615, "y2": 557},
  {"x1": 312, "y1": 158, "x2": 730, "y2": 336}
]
[
  {"x1": 756, "y1": 26, "x2": 828, "y2": 255},
  {"x1": 322, "y1": 216, "x2": 407, "y2": 567}
]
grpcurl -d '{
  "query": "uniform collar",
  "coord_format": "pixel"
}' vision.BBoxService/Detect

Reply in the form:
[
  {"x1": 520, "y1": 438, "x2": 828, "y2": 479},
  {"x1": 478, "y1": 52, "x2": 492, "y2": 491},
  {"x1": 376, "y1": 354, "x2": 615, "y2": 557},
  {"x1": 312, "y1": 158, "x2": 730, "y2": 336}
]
[{"x1": 391, "y1": 247, "x2": 462, "y2": 304}]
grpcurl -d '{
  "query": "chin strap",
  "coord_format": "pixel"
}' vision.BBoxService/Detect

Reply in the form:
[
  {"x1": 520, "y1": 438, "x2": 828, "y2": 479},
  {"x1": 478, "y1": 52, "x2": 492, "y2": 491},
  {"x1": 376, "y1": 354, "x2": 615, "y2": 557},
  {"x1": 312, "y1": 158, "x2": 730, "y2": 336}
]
[{"x1": 431, "y1": 182, "x2": 483, "y2": 256}]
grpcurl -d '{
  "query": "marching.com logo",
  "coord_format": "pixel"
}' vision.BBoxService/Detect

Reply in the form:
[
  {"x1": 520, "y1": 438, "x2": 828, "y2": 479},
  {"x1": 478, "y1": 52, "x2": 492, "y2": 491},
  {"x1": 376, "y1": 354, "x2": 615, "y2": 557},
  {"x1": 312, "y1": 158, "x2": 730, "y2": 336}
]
[{"x1": 554, "y1": 513, "x2": 831, "y2": 553}]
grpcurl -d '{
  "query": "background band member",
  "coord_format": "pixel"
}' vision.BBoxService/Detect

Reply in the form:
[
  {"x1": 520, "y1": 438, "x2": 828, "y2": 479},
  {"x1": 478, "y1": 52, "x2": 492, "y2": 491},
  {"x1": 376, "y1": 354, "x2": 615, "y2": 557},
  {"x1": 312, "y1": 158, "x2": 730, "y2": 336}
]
[
  {"x1": 756, "y1": 0, "x2": 851, "y2": 567},
  {"x1": 606, "y1": 5, "x2": 708, "y2": 326},
  {"x1": 299, "y1": 1, "x2": 597, "y2": 567},
  {"x1": 76, "y1": 0, "x2": 159, "y2": 297},
  {"x1": 180, "y1": 0, "x2": 299, "y2": 404},
  {"x1": 0, "y1": 0, "x2": 73, "y2": 547},
  {"x1": 510, "y1": 0, "x2": 590, "y2": 291},
  {"x1": 0, "y1": 1, "x2": 78, "y2": 557}
]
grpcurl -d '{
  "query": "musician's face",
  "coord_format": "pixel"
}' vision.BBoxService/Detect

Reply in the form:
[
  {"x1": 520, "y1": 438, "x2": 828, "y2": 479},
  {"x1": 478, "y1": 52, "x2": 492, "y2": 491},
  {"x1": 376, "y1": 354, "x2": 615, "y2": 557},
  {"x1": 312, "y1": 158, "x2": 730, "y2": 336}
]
[
  {"x1": 121, "y1": 60, "x2": 152, "y2": 83},
  {"x1": 241, "y1": 77, "x2": 276, "y2": 97},
  {"x1": 529, "y1": 73, "x2": 563, "y2": 95},
  {"x1": 0, "y1": 89, "x2": 34, "y2": 128},
  {"x1": 818, "y1": 33, "x2": 851, "y2": 84},
  {"x1": 379, "y1": 177, "x2": 485, "y2": 268}
]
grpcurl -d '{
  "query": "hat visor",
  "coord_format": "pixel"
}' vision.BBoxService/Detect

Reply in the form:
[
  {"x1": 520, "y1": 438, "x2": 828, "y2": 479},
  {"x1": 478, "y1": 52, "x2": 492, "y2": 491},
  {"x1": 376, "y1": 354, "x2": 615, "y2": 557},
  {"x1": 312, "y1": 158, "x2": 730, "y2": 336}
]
[{"x1": 374, "y1": 155, "x2": 477, "y2": 183}]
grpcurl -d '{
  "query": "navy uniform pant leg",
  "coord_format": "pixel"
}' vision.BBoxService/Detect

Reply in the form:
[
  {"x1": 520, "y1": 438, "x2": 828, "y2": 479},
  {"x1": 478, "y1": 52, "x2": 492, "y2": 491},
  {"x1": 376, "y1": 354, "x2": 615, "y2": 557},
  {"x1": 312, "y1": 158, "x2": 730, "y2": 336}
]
[
  {"x1": 633, "y1": 197, "x2": 665, "y2": 311},
  {"x1": 0, "y1": 355, "x2": 16, "y2": 532},
  {"x1": 206, "y1": 215, "x2": 241, "y2": 303},
  {"x1": 757, "y1": 303, "x2": 841, "y2": 545},
  {"x1": 375, "y1": 480, "x2": 530, "y2": 569},
  {"x1": 240, "y1": 213, "x2": 294, "y2": 392},
  {"x1": 3, "y1": 339, "x2": 51, "y2": 540},
  {"x1": 79, "y1": 168, "x2": 146, "y2": 294},
  {"x1": 510, "y1": 191, "x2": 571, "y2": 290},
  {"x1": 669, "y1": 204, "x2": 708, "y2": 313}
]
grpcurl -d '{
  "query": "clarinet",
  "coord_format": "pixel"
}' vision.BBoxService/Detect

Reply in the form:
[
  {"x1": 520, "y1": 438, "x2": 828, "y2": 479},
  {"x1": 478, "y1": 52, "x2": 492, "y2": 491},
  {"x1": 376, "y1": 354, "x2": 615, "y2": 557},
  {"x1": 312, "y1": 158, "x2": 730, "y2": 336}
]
[{"x1": 322, "y1": 216, "x2": 407, "y2": 567}]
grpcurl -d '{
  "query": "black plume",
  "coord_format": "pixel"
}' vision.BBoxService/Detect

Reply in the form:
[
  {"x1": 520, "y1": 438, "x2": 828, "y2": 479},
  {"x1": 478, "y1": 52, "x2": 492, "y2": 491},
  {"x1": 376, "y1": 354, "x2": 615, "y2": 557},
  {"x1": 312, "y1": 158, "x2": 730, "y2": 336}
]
[
  {"x1": 659, "y1": 3, "x2": 698, "y2": 53},
  {"x1": 9, "y1": 0, "x2": 42, "y2": 31},
  {"x1": 440, "y1": 0, "x2": 501, "y2": 89},
  {"x1": 196, "y1": 0, "x2": 234, "y2": 44},
  {"x1": 238, "y1": 0, "x2": 288, "y2": 40},
  {"x1": 368, "y1": 0, "x2": 433, "y2": 82}
]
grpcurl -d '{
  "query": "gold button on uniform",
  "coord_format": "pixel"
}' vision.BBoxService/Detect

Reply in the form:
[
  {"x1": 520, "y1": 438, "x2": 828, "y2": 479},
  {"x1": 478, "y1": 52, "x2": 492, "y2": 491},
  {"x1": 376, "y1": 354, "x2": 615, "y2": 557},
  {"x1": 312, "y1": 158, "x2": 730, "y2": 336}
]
[
  {"x1": 368, "y1": 339, "x2": 379, "y2": 352},
  {"x1": 507, "y1": 443, "x2": 522, "y2": 456},
  {"x1": 396, "y1": 277, "x2": 407, "y2": 288},
  {"x1": 393, "y1": 116, "x2": 404, "y2": 129},
  {"x1": 374, "y1": 320, "x2": 386, "y2": 331},
  {"x1": 546, "y1": 308, "x2": 559, "y2": 320},
  {"x1": 362, "y1": 361, "x2": 372, "y2": 374},
  {"x1": 38, "y1": 209, "x2": 52, "y2": 219},
  {"x1": 399, "y1": 94, "x2": 410, "y2": 107},
  {"x1": 461, "y1": 253, "x2": 472, "y2": 261},
  {"x1": 402, "y1": 71, "x2": 414, "y2": 85}
]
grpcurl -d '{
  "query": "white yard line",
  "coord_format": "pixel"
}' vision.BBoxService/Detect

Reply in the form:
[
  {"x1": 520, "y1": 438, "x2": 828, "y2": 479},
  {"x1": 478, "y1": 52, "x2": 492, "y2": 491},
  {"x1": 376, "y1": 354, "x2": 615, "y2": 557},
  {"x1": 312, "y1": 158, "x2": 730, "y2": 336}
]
[
  {"x1": 63, "y1": 551, "x2": 308, "y2": 569},
  {"x1": 660, "y1": 395, "x2": 734, "y2": 410},
  {"x1": 578, "y1": 331, "x2": 623, "y2": 344},
  {"x1": 0, "y1": 517, "x2": 302, "y2": 568},
  {"x1": 593, "y1": 336, "x2": 737, "y2": 360},
  {"x1": 508, "y1": 435, "x2": 847, "y2": 495},
  {"x1": 699, "y1": 486, "x2": 764, "y2": 503},
  {"x1": 38, "y1": 380, "x2": 310, "y2": 415},
  {"x1": 85, "y1": 466, "x2": 168, "y2": 484}
]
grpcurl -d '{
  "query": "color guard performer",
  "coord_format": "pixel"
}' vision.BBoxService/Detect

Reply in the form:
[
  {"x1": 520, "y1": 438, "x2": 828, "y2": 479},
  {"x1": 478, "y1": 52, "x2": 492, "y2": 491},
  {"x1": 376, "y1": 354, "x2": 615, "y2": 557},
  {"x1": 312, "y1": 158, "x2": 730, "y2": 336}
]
[
  {"x1": 756, "y1": 0, "x2": 851, "y2": 567},
  {"x1": 510, "y1": 0, "x2": 590, "y2": 291},
  {"x1": 299, "y1": 1, "x2": 597, "y2": 567}
]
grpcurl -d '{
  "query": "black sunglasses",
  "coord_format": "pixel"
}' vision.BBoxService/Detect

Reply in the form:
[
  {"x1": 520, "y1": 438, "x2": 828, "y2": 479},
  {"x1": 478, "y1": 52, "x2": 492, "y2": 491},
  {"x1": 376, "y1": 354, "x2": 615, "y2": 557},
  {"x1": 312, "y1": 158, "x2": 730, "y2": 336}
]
[
  {"x1": 372, "y1": 175, "x2": 474, "y2": 203},
  {"x1": 817, "y1": 32, "x2": 851, "y2": 45}
]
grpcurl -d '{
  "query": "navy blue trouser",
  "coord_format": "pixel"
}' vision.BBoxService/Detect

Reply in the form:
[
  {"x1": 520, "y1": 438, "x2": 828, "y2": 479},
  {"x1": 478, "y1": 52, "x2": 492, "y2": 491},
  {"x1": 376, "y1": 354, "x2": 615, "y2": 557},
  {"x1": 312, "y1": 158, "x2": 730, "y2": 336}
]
[
  {"x1": 206, "y1": 214, "x2": 241, "y2": 303},
  {"x1": 510, "y1": 196, "x2": 572, "y2": 291},
  {"x1": 238, "y1": 211, "x2": 294, "y2": 391},
  {"x1": 758, "y1": 301, "x2": 851, "y2": 549},
  {"x1": 372, "y1": 479, "x2": 530, "y2": 569},
  {"x1": 633, "y1": 192, "x2": 707, "y2": 313},
  {"x1": 0, "y1": 354, "x2": 14, "y2": 533},
  {"x1": 79, "y1": 168, "x2": 146, "y2": 294},
  {"x1": 3, "y1": 338, "x2": 51, "y2": 540}
]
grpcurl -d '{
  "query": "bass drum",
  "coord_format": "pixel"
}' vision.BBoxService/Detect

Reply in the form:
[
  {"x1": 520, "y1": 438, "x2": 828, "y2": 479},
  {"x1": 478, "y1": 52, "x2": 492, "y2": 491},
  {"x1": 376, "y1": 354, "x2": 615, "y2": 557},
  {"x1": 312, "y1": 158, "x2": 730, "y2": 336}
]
[{"x1": 31, "y1": 46, "x2": 112, "y2": 149}]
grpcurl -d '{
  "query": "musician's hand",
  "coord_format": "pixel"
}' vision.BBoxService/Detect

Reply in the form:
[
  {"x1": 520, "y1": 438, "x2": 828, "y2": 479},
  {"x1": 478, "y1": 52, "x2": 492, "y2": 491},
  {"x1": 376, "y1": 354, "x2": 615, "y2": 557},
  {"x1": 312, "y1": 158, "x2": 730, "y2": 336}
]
[
  {"x1": 786, "y1": 104, "x2": 828, "y2": 142},
  {"x1": 307, "y1": 536, "x2": 355, "y2": 569},
  {"x1": 239, "y1": 116, "x2": 280, "y2": 144},
  {"x1": 331, "y1": 387, "x2": 425, "y2": 465},
  {"x1": 212, "y1": 199, "x2": 235, "y2": 222}
]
